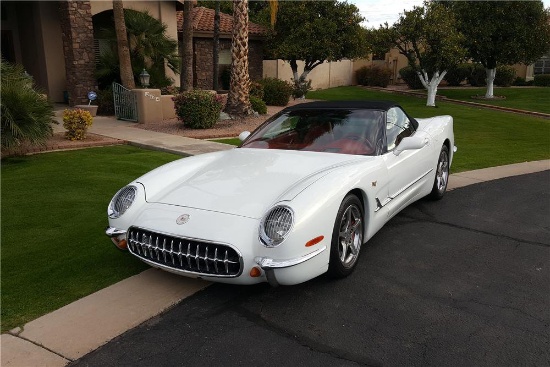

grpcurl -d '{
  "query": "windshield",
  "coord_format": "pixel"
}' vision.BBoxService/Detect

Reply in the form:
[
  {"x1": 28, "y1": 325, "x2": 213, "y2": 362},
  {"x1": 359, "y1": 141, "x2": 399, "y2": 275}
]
[{"x1": 241, "y1": 108, "x2": 385, "y2": 156}]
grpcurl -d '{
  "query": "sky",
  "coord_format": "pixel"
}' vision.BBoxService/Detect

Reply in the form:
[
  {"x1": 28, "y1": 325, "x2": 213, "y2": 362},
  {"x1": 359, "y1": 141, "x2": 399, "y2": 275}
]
[{"x1": 350, "y1": 0, "x2": 550, "y2": 28}]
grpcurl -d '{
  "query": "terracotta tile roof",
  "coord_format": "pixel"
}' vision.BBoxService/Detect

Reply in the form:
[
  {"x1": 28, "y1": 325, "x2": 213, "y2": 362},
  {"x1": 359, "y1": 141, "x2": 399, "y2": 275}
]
[{"x1": 177, "y1": 7, "x2": 267, "y2": 36}]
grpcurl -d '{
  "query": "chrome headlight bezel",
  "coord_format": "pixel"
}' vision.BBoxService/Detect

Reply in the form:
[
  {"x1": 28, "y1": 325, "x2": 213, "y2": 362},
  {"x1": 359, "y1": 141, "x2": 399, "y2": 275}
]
[
  {"x1": 259, "y1": 205, "x2": 294, "y2": 247},
  {"x1": 108, "y1": 185, "x2": 138, "y2": 219}
]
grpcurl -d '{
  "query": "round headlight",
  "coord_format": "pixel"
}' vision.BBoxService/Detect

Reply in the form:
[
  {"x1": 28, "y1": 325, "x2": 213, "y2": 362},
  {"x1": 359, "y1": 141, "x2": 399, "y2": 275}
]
[
  {"x1": 108, "y1": 185, "x2": 137, "y2": 219},
  {"x1": 259, "y1": 205, "x2": 294, "y2": 247}
]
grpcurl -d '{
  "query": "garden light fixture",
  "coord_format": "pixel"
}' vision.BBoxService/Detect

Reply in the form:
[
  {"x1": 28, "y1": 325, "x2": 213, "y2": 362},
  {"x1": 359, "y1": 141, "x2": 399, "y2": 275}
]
[{"x1": 139, "y1": 69, "x2": 150, "y2": 88}]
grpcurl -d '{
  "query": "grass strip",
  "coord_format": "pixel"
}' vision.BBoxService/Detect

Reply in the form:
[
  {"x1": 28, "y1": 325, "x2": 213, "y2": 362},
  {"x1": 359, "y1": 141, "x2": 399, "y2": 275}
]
[{"x1": 1, "y1": 145, "x2": 181, "y2": 332}]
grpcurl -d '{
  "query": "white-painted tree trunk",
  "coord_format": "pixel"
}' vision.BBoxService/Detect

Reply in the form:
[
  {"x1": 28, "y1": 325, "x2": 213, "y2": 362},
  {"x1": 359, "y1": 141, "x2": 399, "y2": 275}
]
[
  {"x1": 291, "y1": 69, "x2": 311, "y2": 86},
  {"x1": 416, "y1": 70, "x2": 447, "y2": 107},
  {"x1": 485, "y1": 68, "x2": 496, "y2": 98}
]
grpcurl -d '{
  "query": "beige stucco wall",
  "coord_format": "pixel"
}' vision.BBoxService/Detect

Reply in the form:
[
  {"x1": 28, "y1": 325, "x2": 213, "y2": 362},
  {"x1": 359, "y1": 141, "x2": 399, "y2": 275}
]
[
  {"x1": 263, "y1": 60, "x2": 353, "y2": 90},
  {"x1": 91, "y1": 1, "x2": 180, "y2": 87}
]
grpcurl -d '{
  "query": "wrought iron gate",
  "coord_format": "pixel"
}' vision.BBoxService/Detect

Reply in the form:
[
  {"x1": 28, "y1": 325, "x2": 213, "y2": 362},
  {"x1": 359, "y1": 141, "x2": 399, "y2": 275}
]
[{"x1": 112, "y1": 82, "x2": 138, "y2": 122}]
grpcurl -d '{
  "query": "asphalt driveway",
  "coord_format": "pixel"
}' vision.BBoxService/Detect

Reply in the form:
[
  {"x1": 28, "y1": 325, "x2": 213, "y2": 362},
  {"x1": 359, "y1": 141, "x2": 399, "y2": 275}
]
[{"x1": 71, "y1": 171, "x2": 550, "y2": 367}]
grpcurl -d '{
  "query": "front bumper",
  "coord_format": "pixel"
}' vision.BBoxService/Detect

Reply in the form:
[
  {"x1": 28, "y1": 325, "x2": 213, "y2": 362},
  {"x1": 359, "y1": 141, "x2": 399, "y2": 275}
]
[
  {"x1": 106, "y1": 226, "x2": 328, "y2": 286},
  {"x1": 254, "y1": 246, "x2": 327, "y2": 286}
]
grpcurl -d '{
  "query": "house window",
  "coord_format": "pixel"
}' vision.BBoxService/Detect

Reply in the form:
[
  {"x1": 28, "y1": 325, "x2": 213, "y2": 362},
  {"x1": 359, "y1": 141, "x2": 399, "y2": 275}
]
[
  {"x1": 219, "y1": 49, "x2": 231, "y2": 65},
  {"x1": 534, "y1": 53, "x2": 550, "y2": 75}
]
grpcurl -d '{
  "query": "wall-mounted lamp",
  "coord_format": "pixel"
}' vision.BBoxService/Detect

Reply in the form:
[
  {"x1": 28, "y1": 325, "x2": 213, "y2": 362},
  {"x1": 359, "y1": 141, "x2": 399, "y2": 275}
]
[{"x1": 139, "y1": 69, "x2": 150, "y2": 88}]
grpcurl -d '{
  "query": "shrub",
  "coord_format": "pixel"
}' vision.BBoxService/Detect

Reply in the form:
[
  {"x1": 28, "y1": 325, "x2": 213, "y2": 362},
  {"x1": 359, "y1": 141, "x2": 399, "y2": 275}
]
[
  {"x1": 257, "y1": 77, "x2": 294, "y2": 106},
  {"x1": 250, "y1": 96, "x2": 267, "y2": 114},
  {"x1": 173, "y1": 90, "x2": 223, "y2": 129},
  {"x1": 494, "y1": 66, "x2": 516, "y2": 87},
  {"x1": 444, "y1": 64, "x2": 471, "y2": 86},
  {"x1": 63, "y1": 109, "x2": 93, "y2": 141},
  {"x1": 356, "y1": 65, "x2": 392, "y2": 87},
  {"x1": 513, "y1": 76, "x2": 527, "y2": 86},
  {"x1": 398, "y1": 66, "x2": 424, "y2": 89},
  {"x1": 369, "y1": 66, "x2": 392, "y2": 87},
  {"x1": 534, "y1": 74, "x2": 550, "y2": 86},
  {"x1": 467, "y1": 64, "x2": 487, "y2": 87},
  {"x1": 1, "y1": 59, "x2": 56, "y2": 149},
  {"x1": 292, "y1": 78, "x2": 313, "y2": 99},
  {"x1": 355, "y1": 66, "x2": 369, "y2": 85},
  {"x1": 249, "y1": 81, "x2": 264, "y2": 99},
  {"x1": 96, "y1": 88, "x2": 115, "y2": 116}
]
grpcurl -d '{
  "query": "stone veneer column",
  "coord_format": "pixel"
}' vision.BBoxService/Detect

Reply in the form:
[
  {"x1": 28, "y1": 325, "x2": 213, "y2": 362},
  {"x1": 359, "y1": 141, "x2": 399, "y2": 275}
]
[{"x1": 58, "y1": 1, "x2": 96, "y2": 106}]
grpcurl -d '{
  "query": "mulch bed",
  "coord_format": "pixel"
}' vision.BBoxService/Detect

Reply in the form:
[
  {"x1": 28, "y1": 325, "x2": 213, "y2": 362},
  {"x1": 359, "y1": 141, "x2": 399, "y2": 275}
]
[{"x1": 1, "y1": 133, "x2": 126, "y2": 159}]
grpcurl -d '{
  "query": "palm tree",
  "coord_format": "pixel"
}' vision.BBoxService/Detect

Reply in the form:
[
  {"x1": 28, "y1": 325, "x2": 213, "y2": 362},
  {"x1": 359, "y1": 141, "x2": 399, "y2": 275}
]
[
  {"x1": 181, "y1": 0, "x2": 194, "y2": 91},
  {"x1": 212, "y1": 1, "x2": 220, "y2": 91},
  {"x1": 225, "y1": 0, "x2": 253, "y2": 115},
  {"x1": 113, "y1": 0, "x2": 135, "y2": 89},
  {"x1": 96, "y1": 9, "x2": 180, "y2": 89}
]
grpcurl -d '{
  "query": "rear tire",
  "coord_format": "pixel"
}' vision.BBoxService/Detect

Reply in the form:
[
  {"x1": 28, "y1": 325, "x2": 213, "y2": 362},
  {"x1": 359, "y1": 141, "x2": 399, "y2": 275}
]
[
  {"x1": 429, "y1": 145, "x2": 449, "y2": 200},
  {"x1": 328, "y1": 194, "x2": 364, "y2": 278}
]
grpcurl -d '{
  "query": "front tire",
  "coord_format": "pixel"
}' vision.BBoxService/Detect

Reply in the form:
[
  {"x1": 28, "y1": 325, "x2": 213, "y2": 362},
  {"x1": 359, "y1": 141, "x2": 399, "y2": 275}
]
[
  {"x1": 429, "y1": 145, "x2": 449, "y2": 200},
  {"x1": 328, "y1": 194, "x2": 364, "y2": 278}
]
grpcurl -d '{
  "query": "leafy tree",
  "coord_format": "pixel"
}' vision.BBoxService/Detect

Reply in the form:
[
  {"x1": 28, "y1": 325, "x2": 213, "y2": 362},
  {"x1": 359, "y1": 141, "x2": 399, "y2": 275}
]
[
  {"x1": 112, "y1": 0, "x2": 135, "y2": 89},
  {"x1": 379, "y1": 2, "x2": 465, "y2": 106},
  {"x1": 97, "y1": 9, "x2": 180, "y2": 89},
  {"x1": 1, "y1": 59, "x2": 55, "y2": 149},
  {"x1": 225, "y1": 0, "x2": 253, "y2": 115},
  {"x1": 450, "y1": 1, "x2": 550, "y2": 98},
  {"x1": 265, "y1": 0, "x2": 368, "y2": 88}
]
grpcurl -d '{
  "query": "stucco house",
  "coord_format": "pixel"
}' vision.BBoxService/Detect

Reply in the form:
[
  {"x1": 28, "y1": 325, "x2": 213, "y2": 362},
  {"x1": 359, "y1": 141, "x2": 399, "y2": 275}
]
[
  {"x1": 1, "y1": 1, "x2": 266, "y2": 106},
  {"x1": 2, "y1": 1, "x2": 184, "y2": 105}
]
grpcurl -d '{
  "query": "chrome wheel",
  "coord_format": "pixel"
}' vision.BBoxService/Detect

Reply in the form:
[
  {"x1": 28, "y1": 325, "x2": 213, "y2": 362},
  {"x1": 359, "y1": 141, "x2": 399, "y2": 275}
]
[
  {"x1": 329, "y1": 195, "x2": 364, "y2": 278},
  {"x1": 436, "y1": 149, "x2": 449, "y2": 193},
  {"x1": 429, "y1": 145, "x2": 449, "y2": 200},
  {"x1": 338, "y1": 204, "x2": 363, "y2": 267}
]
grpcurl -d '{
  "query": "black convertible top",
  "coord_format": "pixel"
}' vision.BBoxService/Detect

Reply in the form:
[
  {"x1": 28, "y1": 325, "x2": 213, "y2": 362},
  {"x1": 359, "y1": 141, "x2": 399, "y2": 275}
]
[
  {"x1": 284, "y1": 100, "x2": 400, "y2": 111},
  {"x1": 282, "y1": 100, "x2": 418, "y2": 130}
]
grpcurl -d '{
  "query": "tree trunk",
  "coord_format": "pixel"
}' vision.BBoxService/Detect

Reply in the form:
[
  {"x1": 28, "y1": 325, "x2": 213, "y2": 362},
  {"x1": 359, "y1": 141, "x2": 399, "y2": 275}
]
[
  {"x1": 113, "y1": 0, "x2": 135, "y2": 89},
  {"x1": 181, "y1": 0, "x2": 194, "y2": 91},
  {"x1": 212, "y1": 2, "x2": 220, "y2": 91},
  {"x1": 226, "y1": 0, "x2": 253, "y2": 116},
  {"x1": 485, "y1": 68, "x2": 496, "y2": 98},
  {"x1": 416, "y1": 70, "x2": 447, "y2": 107}
]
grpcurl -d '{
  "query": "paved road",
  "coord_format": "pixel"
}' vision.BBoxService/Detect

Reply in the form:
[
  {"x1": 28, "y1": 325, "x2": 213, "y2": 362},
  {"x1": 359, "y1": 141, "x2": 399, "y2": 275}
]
[{"x1": 72, "y1": 171, "x2": 550, "y2": 367}]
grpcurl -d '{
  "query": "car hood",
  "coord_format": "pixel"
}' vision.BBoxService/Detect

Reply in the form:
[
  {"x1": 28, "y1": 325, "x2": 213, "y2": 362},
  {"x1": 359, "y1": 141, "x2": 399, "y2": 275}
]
[{"x1": 137, "y1": 148, "x2": 368, "y2": 219}]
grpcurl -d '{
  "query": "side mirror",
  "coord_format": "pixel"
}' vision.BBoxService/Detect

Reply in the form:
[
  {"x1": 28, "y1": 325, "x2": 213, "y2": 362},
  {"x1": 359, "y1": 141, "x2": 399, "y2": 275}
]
[
  {"x1": 239, "y1": 131, "x2": 251, "y2": 142},
  {"x1": 393, "y1": 136, "x2": 429, "y2": 156}
]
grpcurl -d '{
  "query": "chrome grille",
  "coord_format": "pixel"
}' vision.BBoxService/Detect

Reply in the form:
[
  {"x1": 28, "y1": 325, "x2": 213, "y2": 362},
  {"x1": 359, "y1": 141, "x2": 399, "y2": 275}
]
[{"x1": 127, "y1": 227, "x2": 242, "y2": 277}]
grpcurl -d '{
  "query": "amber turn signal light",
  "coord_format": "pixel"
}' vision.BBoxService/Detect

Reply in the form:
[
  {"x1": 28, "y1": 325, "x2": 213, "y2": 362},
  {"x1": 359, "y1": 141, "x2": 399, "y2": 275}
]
[
  {"x1": 305, "y1": 235, "x2": 324, "y2": 247},
  {"x1": 249, "y1": 266, "x2": 262, "y2": 277},
  {"x1": 111, "y1": 238, "x2": 128, "y2": 250}
]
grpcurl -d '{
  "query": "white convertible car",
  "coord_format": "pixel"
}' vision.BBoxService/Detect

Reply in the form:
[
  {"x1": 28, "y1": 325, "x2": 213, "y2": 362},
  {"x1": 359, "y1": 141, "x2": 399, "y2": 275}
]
[{"x1": 106, "y1": 101, "x2": 455, "y2": 286}]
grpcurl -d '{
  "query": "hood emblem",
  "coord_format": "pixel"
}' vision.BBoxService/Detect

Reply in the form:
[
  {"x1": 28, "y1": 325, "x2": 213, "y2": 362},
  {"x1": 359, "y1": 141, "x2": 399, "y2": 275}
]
[{"x1": 176, "y1": 214, "x2": 190, "y2": 225}]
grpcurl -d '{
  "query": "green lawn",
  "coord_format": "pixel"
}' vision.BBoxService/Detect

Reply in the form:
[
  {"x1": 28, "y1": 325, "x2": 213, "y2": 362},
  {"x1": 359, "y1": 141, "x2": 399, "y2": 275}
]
[
  {"x1": 1, "y1": 146, "x2": 181, "y2": 332},
  {"x1": 437, "y1": 87, "x2": 550, "y2": 114},
  {"x1": 210, "y1": 137, "x2": 241, "y2": 146}
]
